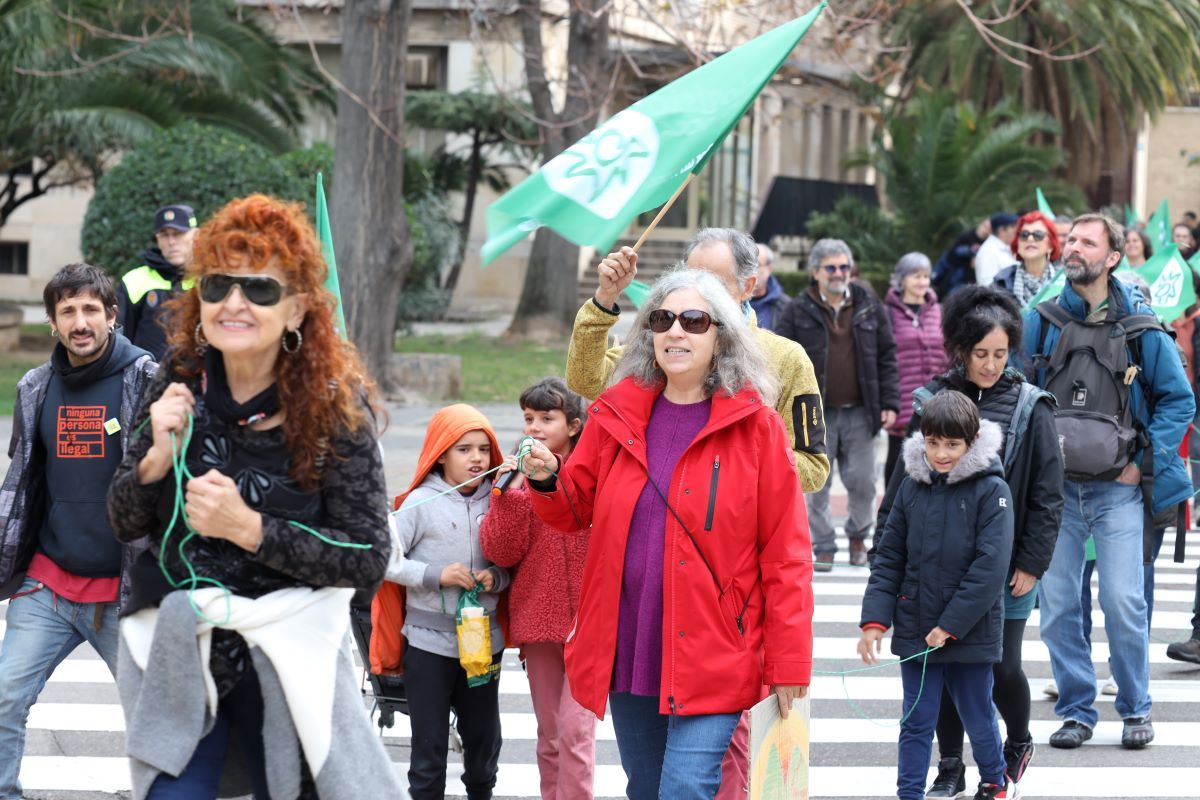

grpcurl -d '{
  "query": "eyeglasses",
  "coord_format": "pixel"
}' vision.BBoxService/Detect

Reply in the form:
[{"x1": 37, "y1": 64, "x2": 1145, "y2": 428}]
[
  {"x1": 199, "y1": 274, "x2": 287, "y2": 306},
  {"x1": 821, "y1": 263, "x2": 852, "y2": 274},
  {"x1": 1018, "y1": 230, "x2": 1048, "y2": 242},
  {"x1": 646, "y1": 309, "x2": 722, "y2": 334}
]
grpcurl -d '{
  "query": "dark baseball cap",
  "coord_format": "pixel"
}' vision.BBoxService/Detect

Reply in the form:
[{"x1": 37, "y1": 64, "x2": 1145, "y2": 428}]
[
  {"x1": 155, "y1": 204, "x2": 198, "y2": 233},
  {"x1": 990, "y1": 212, "x2": 1019, "y2": 230}
]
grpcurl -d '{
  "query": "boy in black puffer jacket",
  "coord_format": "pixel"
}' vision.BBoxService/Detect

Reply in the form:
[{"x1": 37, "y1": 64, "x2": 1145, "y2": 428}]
[{"x1": 858, "y1": 391, "x2": 1017, "y2": 800}]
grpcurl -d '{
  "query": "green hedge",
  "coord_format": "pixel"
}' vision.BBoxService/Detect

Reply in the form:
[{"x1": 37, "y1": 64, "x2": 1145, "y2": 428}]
[{"x1": 82, "y1": 123, "x2": 331, "y2": 275}]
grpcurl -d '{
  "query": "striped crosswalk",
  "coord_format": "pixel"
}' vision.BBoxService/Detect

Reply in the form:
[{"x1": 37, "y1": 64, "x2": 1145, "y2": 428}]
[{"x1": 5, "y1": 549, "x2": 1199, "y2": 798}]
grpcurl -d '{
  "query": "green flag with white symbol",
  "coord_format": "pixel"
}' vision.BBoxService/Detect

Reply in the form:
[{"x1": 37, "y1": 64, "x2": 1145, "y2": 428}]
[
  {"x1": 1024, "y1": 244, "x2": 1195, "y2": 323},
  {"x1": 480, "y1": 2, "x2": 827, "y2": 265},
  {"x1": 1146, "y1": 199, "x2": 1171, "y2": 250}
]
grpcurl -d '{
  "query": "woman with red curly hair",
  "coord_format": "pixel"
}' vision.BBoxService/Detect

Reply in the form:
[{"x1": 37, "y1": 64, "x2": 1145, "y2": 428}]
[
  {"x1": 107, "y1": 194, "x2": 401, "y2": 798},
  {"x1": 992, "y1": 211, "x2": 1061, "y2": 307}
]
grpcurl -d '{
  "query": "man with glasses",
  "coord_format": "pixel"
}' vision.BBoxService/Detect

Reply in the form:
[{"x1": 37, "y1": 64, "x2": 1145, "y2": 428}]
[
  {"x1": 117, "y1": 204, "x2": 198, "y2": 359},
  {"x1": 775, "y1": 239, "x2": 899, "y2": 570},
  {"x1": 0, "y1": 264, "x2": 157, "y2": 800},
  {"x1": 565, "y1": 227, "x2": 831, "y2": 493}
]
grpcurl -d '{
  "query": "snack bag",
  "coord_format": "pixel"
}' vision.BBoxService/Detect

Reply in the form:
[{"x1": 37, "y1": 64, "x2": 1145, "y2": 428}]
[{"x1": 456, "y1": 586, "x2": 495, "y2": 686}]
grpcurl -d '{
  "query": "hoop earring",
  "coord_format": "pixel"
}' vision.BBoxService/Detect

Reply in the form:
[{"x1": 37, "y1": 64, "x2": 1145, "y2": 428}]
[
  {"x1": 281, "y1": 327, "x2": 303, "y2": 354},
  {"x1": 194, "y1": 322, "x2": 209, "y2": 353},
  {"x1": 49, "y1": 327, "x2": 57, "y2": 337}
]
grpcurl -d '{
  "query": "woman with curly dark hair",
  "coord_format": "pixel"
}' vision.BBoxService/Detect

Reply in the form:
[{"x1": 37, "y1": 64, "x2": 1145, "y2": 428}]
[
  {"x1": 107, "y1": 194, "x2": 401, "y2": 799},
  {"x1": 874, "y1": 285, "x2": 1064, "y2": 797}
]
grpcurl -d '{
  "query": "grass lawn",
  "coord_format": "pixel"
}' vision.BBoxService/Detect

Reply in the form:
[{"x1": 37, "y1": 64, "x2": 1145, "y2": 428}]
[
  {"x1": 0, "y1": 354, "x2": 48, "y2": 413},
  {"x1": 395, "y1": 333, "x2": 570, "y2": 402}
]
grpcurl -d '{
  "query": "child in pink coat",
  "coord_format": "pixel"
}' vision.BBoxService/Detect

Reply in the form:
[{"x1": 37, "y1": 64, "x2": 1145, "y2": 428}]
[{"x1": 479, "y1": 377, "x2": 595, "y2": 800}]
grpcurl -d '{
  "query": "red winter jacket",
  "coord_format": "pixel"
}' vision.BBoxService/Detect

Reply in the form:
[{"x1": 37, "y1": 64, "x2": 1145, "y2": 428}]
[
  {"x1": 529, "y1": 377, "x2": 814, "y2": 718},
  {"x1": 479, "y1": 485, "x2": 589, "y2": 646}
]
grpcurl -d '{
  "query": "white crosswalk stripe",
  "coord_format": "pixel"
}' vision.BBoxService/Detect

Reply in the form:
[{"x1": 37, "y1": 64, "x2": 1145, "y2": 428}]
[{"x1": 5, "y1": 545, "x2": 1199, "y2": 798}]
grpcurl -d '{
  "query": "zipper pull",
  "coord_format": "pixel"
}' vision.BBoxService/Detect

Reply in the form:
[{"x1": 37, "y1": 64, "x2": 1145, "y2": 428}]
[
  {"x1": 668, "y1": 695, "x2": 677, "y2": 715},
  {"x1": 713, "y1": 455, "x2": 720, "y2": 471},
  {"x1": 736, "y1": 616, "x2": 744, "y2": 635}
]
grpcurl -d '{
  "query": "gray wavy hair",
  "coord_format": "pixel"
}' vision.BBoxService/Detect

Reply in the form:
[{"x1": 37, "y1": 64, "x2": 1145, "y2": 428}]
[
  {"x1": 609, "y1": 267, "x2": 778, "y2": 406},
  {"x1": 808, "y1": 238, "x2": 855, "y2": 271},
  {"x1": 684, "y1": 227, "x2": 758, "y2": 289}
]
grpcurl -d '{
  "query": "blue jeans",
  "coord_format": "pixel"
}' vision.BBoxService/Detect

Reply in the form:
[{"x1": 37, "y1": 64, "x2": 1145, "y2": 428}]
[
  {"x1": 147, "y1": 664, "x2": 271, "y2": 799},
  {"x1": 898, "y1": 661, "x2": 1004, "y2": 800},
  {"x1": 608, "y1": 692, "x2": 739, "y2": 800},
  {"x1": 1040, "y1": 480, "x2": 1151, "y2": 728},
  {"x1": 0, "y1": 578, "x2": 120, "y2": 800}
]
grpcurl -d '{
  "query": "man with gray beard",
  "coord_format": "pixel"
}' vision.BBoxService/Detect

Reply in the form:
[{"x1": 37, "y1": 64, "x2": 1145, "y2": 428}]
[{"x1": 1024, "y1": 213, "x2": 1194, "y2": 751}]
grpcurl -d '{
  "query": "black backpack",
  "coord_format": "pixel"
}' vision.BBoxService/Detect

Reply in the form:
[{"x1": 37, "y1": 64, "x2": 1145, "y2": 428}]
[{"x1": 1033, "y1": 301, "x2": 1166, "y2": 481}]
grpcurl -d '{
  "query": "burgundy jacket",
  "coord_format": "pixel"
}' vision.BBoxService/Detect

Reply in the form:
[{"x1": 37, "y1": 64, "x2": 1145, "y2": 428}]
[{"x1": 885, "y1": 288, "x2": 949, "y2": 436}]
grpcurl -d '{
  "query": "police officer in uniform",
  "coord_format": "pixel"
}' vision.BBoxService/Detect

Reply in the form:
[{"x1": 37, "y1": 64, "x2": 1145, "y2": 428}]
[{"x1": 116, "y1": 204, "x2": 197, "y2": 359}]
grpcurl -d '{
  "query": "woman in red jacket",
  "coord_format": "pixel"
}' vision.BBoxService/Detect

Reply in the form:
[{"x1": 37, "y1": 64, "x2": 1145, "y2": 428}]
[
  {"x1": 520, "y1": 268, "x2": 814, "y2": 800},
  {"x1": 479, "y1": 377, "x2": 595, "y2": 800}
]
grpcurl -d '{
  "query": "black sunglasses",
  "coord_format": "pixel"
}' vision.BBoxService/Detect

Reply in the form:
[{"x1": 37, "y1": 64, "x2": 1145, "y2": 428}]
[
  {"x1": 646, "y1": 309, "x2": 722, "y2": 334},
  {"x1": 1018, "y1": 230, "x2": 1048, "y2": 242},
  {"x1": 199, "y1": 274, "x2": 287, "y2": 306}
]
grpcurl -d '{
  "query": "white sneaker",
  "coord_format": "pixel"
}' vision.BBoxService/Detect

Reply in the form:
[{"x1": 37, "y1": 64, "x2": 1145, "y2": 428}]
[
  {"x1": 1043, "y1": 680, "x2": 1059, "y2": 698},
  {"x1": 1101, "y1": 680, "x2": 1118, "y2": 696}
]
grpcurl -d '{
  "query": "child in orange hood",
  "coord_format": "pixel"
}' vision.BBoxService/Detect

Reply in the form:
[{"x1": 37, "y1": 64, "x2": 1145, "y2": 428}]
[{"x1": 371, "y1": 403, "x2": 509, "y2": 800}]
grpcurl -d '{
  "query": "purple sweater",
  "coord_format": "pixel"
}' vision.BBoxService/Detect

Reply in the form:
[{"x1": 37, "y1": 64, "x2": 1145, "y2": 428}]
[{"x1": 611, "y1": 393, "x2": 711, "y2": 697}]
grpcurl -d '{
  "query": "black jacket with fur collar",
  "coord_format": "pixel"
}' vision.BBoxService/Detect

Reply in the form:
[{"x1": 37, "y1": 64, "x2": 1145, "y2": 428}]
[{"x1": 861, "y1": 420, "x2": 1014, "y2": 664}]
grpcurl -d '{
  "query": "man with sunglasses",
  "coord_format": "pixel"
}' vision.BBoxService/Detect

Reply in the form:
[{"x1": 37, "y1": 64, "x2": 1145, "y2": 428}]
[
  {"x1": 0, "y1": 265, "x2": 157, "y2": 800},
  {"x1": 565, "y1": 227, "x2": 831, "y2": 496},
  {"x1": 116, "y1": 204, "x2": 198, "y2": 359},
  {"x1": 774, "y1": 238, "x2": 899, "y2": 571}
]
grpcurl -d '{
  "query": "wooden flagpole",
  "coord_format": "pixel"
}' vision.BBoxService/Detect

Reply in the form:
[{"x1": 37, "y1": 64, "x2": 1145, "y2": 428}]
[{"x1": 631, "y1": 173, "x2": 695, "y2": 254}]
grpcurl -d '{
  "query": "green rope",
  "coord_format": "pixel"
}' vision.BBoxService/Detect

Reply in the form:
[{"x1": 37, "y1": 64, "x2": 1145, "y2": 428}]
[{"x1": 813, "y1": 645, "x2": 941, "y2": 728}]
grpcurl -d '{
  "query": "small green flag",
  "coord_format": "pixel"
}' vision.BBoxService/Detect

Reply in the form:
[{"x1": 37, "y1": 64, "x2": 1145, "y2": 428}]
[
  {"x1": 1026, "y1": 245, "x2": 1195, "y2": 323},
  {"x1": 1113, "y1": 244, "x2": 1195, "y2": 323},
  {"x1": 481, "y1": 3, "x2": 827, "y2": 265},
  {"x1": 1146, "y1": 199, "x2": 1171, "y2": 251},
  {"x1": 1125, "y1": 203, "x2": 1138, "y2": 228},
  {"x1": 314, "y1": 173, "x2": 346, "y2": 337},
  {"x1": 623, "y1": 279, "x2": 652, "y2": 308},
  {"x1": 1035, "y1": 187, "x2": 1054, "y2": 218}
]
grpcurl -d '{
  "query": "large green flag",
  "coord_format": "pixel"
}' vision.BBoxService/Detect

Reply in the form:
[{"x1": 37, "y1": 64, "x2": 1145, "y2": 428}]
[
  {"x1": 1035, "y1": 187, "x2": 1054, "y2": 218},
  {"x1": 1024, "y1": 244, "x2": 1195, "y2": 323},
  {"x1": 481, "y1": 2, "x2": 827, "y2": 265},
  {"x1": 314, "y1": 173, "x2": 346, "y2": 337},
  {"x1": 1146, "y1": 199, "x2": 1171, "y2": 250}
]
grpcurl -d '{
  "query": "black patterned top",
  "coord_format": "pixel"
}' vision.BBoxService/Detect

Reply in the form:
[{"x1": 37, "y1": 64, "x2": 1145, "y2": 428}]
[{"x1": 107, "y1": 365, "x2": 390, "y2": 694}]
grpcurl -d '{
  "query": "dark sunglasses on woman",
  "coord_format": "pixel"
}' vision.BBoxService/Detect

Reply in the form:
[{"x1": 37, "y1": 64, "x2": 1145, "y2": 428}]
[
  {"x1": 1018, "y1": 230, "x2": 1048, "y2": 242},
  {"x1": 646, "y1": 308, "x2": 722, "y2": 334},
  {"x1": 199, "y1": 274, "x2": 288, "y2": 306}
]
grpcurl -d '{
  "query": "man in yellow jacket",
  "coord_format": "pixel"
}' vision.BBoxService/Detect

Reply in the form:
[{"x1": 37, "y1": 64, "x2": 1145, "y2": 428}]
[{"x1": 565, "y1": 227, "x2": 829, "y2": 493}]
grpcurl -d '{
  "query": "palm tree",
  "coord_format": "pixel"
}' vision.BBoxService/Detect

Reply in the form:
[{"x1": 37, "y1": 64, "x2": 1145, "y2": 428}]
[
  {"x1": 879, "y1": 0, "x2": 1200, "y2": 207},
  {"x1": 0, "y1": 0, "x2": 330, "y2": 230},
  {"x1": 808, "y1": 93, "x2": 1085, "y2": 289}
]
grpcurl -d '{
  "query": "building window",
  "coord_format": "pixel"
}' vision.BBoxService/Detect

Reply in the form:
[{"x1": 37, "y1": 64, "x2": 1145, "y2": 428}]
[
  {"x1": 0, "y1": 242, "x2": 29, "y2": 275},
  {"x1": 407, "y1": 47, "x2": 446, "y2": 90}
]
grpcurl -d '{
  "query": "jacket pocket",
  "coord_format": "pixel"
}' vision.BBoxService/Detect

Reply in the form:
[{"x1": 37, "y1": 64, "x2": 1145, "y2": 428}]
[
  {"x1": 893, "y1": 582, "x2": 919, "y2": 635},
  {"x1": 717, "y1": 582, "x2": 749, "y2": 651},
  {"x1": 704, "y1": 456, "x2": 720, "y2": 531}
]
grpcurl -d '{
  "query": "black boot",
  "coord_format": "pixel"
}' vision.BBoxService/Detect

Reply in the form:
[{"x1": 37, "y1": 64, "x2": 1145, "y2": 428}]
[{"x1": 927, "y1": 756, "x2": 967, "y2": 797}]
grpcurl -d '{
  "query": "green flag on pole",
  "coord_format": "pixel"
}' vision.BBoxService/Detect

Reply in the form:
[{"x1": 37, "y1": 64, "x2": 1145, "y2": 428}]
[
  {"x1": 1035, "y1": 187, "x2": 1054, "y2": 218},
  {"x1": 1024, "y1": 244, "x2": 1195, "y2": 323},
  {"x1": 624, "y1": 279, "x2": 652, "y2": 308},
  {"x1": 1146, "y1": 199, "x2": 1171, "y2": 250},
  {"x1": 1125, "y1": 203, "x2": 1138, "y2": 228},
  {"x1": 480, "y1": 2, "x2": 828, "y2": 265},
  {"x1": 314, "y1": 172, "x2": 346, "y2": 337}
]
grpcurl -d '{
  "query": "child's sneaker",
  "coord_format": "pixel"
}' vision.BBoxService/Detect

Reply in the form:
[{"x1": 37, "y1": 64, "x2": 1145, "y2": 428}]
[
  {"x1": 1003, "y1": 735, "x2": 1035, "y2": 784},
  {"x1": 926, "y1": 756, "x2": 966, "y2": 796},
  {"x1": 973, "y1": 780, "x2": 1020, "y2": 799}
]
